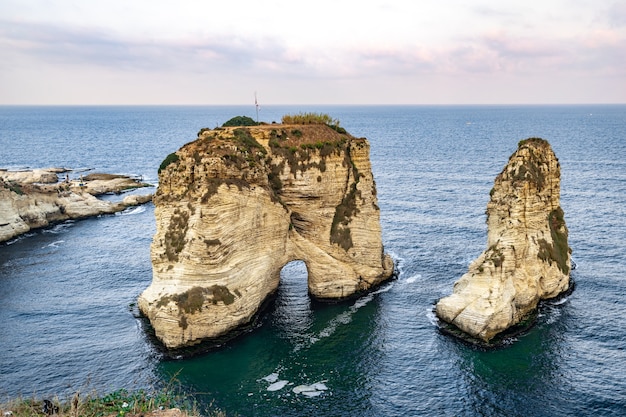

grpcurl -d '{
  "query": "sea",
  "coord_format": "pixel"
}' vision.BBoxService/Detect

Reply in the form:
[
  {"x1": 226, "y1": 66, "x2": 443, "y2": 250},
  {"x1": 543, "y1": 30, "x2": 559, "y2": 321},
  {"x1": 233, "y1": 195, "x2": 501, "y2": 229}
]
[{"x1": 0, "y1": 105, "x2": 625, "y2": 416}]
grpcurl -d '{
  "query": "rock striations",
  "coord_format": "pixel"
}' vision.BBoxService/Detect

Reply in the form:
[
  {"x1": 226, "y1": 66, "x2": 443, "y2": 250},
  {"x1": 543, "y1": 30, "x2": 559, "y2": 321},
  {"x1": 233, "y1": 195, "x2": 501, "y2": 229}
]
[
  {"x1": 436, "y1": 138, "x2": 572, "y2": 343},
  {"x1": 138, "y1": 124, "x2": 394, "y2": 350},
  {"x1": 0, "y1": 169, "x2": 152, "y2": 243}
]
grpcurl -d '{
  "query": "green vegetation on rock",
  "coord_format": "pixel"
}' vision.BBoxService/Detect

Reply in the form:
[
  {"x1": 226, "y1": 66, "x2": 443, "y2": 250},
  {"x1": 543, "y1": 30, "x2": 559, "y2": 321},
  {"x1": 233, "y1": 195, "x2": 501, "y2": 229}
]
[
  {"x1": 538, "y1": 207, "x2": 570, "y2": 274},
  {"x1": 156, "y1": 286, "x2": 237, "y2": 330},
  {"x1": 159, "y1": 152, "x2": 180, "y2": 174},
  {"x1": 222, "y1": 115, "x2": 258, "y2": 127},
  {"x1": 164, "y1": 208, "x2": 189, "y2": 262},
  {"x1": 330, "y1": 150, "x2": 361, "y2": 251},
  {"x1": 0, "y1": 386, "x2": 208, "y2": 417},
  {"x1": 281, "y1": 112, "x2": 346, "y2": 133},
  {"x1": 518, "y1": 137, "x2": 549, "y2": 149}
]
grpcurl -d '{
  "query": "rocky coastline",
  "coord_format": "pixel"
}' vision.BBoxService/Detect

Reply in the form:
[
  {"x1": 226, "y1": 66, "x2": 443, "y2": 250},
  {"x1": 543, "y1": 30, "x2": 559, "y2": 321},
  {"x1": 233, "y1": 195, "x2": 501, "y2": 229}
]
[{"x1": 0, "y1": 168, "x2": 153, "y2": 243}]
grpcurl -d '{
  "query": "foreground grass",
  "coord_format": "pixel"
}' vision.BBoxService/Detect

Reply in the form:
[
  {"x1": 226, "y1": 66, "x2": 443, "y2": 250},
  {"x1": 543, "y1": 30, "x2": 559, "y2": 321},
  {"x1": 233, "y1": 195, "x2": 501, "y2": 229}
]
[{"x1": 0, "y1": 386, "x2": 227, "y2": 417}]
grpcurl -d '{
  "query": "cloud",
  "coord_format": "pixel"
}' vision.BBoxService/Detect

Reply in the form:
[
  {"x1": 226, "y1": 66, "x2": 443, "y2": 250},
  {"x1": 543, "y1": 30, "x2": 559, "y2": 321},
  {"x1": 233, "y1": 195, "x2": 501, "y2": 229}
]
[
  {"x1": 607, "y1": 1, "x2": 626, "y2": 27},
  {"x1": 1, "y1": 0, "x2": 624, "y2": 105},
  {"x1": 0, "y1": 19, "x2": 292, "y2": 74}
]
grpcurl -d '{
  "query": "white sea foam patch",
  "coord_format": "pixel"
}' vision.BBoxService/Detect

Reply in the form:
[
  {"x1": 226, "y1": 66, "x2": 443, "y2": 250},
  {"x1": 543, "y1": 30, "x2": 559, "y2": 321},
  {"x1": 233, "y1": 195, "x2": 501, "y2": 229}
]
[
  {"x1": 292, "y1": 381, "x2": 328, "y2": 397},
  {"x1": 405, "y1": 273, "x2": 421, "y2": 284},
  {"x1": 542, "y1": 305, "x2": 563, "y2": 325},
  {"x1": 426, "y1": 308, "x2": 439, "y2": 326},
  {"x1": 388, "y1": 251, "x2": 405, "y2": 275},
  {"x1": 43, "y1": 240, "x2": 65, "y2": 249},
  {"x1": 5, "y1": 232, "x2": 36, "y2": 245},
  {"x1": 44, "y1": 221, "x2": 74, "y2": 234},
  {"x1": 266, "y1": 380, "x2": 289, "y2": 392},
  {"x1": 548, "y1": 296, "x2": 570, "y2": 306},
  {"x1": 116, "y1": 206, "x2": 146, "y2": 216},
  {"x1": 261, "y1": 372, "x2": 279, "y2": 383},
  {"x1": 302, "y1": 282, "x2": 395, "y2": 349}
]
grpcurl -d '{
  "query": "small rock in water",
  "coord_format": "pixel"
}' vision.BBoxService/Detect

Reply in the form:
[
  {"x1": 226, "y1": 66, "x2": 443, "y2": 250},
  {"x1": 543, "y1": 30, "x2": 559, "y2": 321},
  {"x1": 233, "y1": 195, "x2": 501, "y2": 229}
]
[{"x1": 267, "y1": 380, "x2": 288, "y2": 391}]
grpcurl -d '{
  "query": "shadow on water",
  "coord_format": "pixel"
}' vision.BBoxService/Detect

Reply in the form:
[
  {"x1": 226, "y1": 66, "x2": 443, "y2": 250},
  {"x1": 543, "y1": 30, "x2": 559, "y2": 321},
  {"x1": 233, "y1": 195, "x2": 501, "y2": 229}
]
[{"x1": 156, "y1": 261, "x2": 389, "y2": 417}]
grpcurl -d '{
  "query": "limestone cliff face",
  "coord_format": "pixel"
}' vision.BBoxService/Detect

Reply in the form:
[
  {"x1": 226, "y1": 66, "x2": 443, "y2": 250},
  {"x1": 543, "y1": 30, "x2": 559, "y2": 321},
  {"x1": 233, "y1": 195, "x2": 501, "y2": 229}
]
[
  {"x1": 138, "y1": 124, "x2": 394, "y2": 349},
  {"x1": 436, "y1": 138, "x2": 571, "y2": 343}
]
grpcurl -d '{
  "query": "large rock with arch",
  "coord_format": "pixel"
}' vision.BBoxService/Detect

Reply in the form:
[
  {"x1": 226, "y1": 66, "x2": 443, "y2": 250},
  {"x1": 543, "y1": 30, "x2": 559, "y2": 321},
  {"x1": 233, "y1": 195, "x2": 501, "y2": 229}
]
[{"x1": 138, "y1": 123, "x2": 394, "y2": 349}]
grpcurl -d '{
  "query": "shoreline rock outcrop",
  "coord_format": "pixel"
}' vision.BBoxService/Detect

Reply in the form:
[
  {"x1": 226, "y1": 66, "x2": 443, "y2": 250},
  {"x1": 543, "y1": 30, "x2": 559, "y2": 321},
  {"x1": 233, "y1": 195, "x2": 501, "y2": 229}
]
[
  {"x1": 436, "y1": 138, "x2": 572, "y2": 343},
  {"x1": 138, "y1": 124, "x2": 394, "y2": 350},
  {"x1": 0, "y1": 168, "x2": 152, "y2": 243}
]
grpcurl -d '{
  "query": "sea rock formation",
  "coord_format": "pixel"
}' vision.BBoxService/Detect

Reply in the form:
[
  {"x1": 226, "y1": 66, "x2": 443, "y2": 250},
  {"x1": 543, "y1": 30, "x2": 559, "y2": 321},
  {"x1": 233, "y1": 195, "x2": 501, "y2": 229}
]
[
  {"x1": 138, "y1": 124, "x2": 394, "y2": 349},
  {"x1": 0, "y1": 169, "x2": 152, "y2": 243},
  {"x1": 436, "y1": 138, "x2": 572, "y2": 343}
]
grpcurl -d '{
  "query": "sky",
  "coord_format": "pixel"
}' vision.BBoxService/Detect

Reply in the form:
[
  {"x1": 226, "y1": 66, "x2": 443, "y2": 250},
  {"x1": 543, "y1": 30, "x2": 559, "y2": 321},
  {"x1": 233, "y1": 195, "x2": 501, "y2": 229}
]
[{"x1": 0, "y1": 0, "x2": 625, "y2": 105}]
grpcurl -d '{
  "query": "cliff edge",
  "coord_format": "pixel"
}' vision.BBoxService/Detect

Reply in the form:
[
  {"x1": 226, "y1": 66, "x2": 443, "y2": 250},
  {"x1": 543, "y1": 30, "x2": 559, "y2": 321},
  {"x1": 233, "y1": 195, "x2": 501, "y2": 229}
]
[
  {"x1": 436, "y1": 138, "x2": 572, "y2": 343},
  {"x1": 138, "y1": 123, "x2": 394, "y2": 350}
]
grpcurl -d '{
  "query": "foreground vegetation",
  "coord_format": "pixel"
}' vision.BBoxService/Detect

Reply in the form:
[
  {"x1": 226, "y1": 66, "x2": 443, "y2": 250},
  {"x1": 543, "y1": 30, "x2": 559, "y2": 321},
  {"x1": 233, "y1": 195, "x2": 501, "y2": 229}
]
[{"x1": 0, "y1": 383, "x2": 227, "y2": 417}]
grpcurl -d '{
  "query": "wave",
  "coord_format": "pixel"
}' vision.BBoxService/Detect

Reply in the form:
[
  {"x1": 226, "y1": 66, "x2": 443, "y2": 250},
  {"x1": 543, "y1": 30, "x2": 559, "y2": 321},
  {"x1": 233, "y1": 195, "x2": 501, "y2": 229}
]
[
  {"x1": 116, "y1": 206, "x2": 146, "y2": 216},
  {"x1": 548, "y1": 296, "x2": 570, "y2": 306},
  {"x1": 5, "y1": 232, "x2": 36, "y2": 245},
  {"x1": 405, "y1": 273, "x2": 421, "y2": 284},
  {"x1": 426, "y1": 308, "x2": 439, "y2": 327},
  {"x1": 298, "y1": 281, "x2": 395, "y2": 350},
  {"x1": 43, "y1": 221, "x2": 74, "y2": 234},
  {"x1": 388, "y1": 250, "x2": 405, "y2": 276},
  {"x1": 43, "y1": 240, "x2": 65, "y2": 249}
]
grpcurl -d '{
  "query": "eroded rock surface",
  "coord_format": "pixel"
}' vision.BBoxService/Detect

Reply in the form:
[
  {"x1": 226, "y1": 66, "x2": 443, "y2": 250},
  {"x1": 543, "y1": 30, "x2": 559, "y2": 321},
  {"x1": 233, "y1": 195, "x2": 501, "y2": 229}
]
[
  {"x1": 436, "y1": 138, "x2": 572, "y2": 343},
  {"x1": 138, "y1": 124, "x2": 394, "y2": 349},
  {"x1": 0, "y1": 169, "x2": 152, "y2": 243}
]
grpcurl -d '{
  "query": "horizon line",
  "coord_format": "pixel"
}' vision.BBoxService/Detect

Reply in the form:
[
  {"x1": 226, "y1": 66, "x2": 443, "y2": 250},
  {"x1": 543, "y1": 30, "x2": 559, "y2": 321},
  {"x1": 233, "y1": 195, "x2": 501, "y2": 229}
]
[{"x1": 1, "y1": 102, "x2": 625, "y2": 107}]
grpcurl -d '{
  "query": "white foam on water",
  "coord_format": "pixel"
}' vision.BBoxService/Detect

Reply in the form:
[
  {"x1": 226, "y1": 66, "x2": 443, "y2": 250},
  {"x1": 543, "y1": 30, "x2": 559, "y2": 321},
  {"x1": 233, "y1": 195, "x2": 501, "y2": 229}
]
[
  {"x1": 5, "y1": 232, "x2": 36, "y2": 245},
  {"x1": 426, "y1": 309, "x2": 439, "y2": 326},
  {"x1": 44, "y1": 221, "x2": 74, "y2": 234},
  {"x1": 267, "y1": 380, "x2": 288, "y2": 392},
  {"x1": 292, "y1": 384, "x2": 317, "y2": 394},
  {"x1": 543, "y1": 306, "x2": 562, "y2": 324},
  {"x1": 312, "y1": 382, "x2": 328, "y2": 391},
  {"x1": 116, "y1": 206, "x2": 146, "y2": 216},
  {"x1": 405, "y1": 273, "x2": 421, "y2": 284},
  {"x1": 388, "y1": 250, "x2": 404, "y2": 275},
  {"x1": 303, "y1": 281, "x2": 394, "y2": 349},
  {"x1": 44, "y1": 240, "x2": 65, "y2": 249},
  {"x1": 292, "y1": 381, "x2": 329, "y2": 397},
  {"x1": 261, "y1": 372, "x2": 279, "y2": 383},
  {"x1": 549, "y1": 296, "x2": 569, "y2": 306},
  {"x1": 301, "y1": 390, "x2": 322, "y2": 397}
]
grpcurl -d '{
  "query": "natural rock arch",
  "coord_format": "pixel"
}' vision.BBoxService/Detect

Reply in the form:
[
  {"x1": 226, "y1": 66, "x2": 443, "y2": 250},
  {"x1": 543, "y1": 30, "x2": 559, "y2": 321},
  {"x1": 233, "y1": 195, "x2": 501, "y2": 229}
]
[{"x1": 138, "y1": 124, "x2": 394, "y2": 350}]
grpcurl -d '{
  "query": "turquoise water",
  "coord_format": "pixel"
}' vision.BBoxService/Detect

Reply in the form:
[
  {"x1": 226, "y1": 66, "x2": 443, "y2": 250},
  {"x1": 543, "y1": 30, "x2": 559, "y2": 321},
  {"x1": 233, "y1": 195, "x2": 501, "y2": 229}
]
[{"x1": 1, "y1": 105, "x2": 625, "y2": 416}]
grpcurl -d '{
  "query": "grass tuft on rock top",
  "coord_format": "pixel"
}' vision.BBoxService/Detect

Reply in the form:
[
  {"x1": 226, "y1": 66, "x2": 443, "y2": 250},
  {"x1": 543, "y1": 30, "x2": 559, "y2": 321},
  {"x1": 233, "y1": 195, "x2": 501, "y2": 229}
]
[{"x1": 222, "y1": 115, "x2": 258, "y2": 127}]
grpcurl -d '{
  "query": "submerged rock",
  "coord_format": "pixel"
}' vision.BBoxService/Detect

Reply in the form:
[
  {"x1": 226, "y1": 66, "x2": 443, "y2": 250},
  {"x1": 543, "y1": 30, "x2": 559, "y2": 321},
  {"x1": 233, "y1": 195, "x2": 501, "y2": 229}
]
[
  {"x1": 138, "y1": 123, "x2": 394, "y2": 350},
  {"x1": 436, "y1": 138, "x2": 572, "y2": 343}
]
